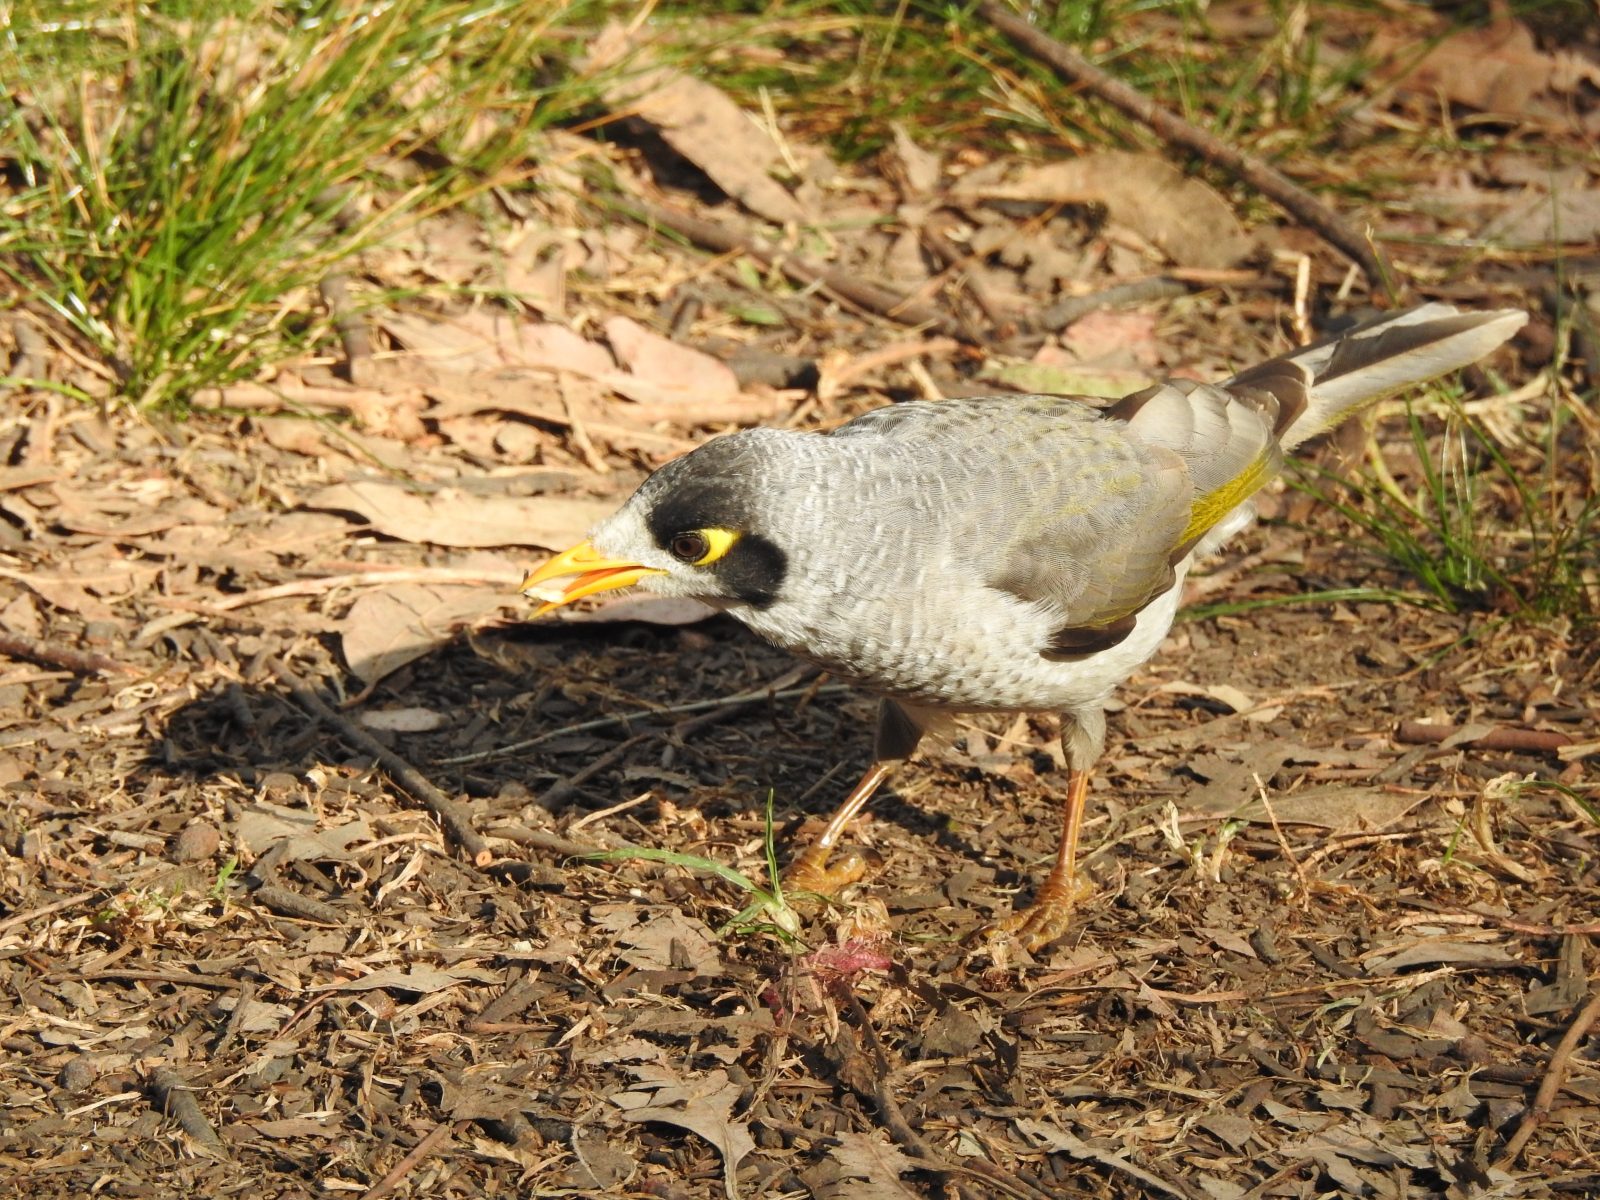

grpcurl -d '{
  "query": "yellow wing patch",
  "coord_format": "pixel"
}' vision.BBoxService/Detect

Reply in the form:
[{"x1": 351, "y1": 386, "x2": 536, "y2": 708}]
[{"x1": 1178, "y1": 449, "x2": 1275, "y2": 547}]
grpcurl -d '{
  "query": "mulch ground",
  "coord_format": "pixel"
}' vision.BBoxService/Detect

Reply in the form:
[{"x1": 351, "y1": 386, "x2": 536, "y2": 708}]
[{"x1": 3, "y1": 6, "x2": 1599, "y2": 1198}]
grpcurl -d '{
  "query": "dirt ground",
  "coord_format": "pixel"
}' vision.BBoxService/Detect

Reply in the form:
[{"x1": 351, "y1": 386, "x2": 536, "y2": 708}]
[{"x1": 3, "y1": 7, "x2": 1599, "y2": 1199}]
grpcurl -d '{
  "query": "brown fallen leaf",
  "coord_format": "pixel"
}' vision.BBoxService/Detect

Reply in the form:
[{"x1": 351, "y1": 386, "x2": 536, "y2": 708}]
[
  {"x1": 554, "y1": 595, "x2": 718, "y2": 626},
  {"x1": 591, "y1": 23, "x2": 809, "y2": 226},
  {"x1": 603, "y1": 315, "x2": 742, "y2": 406},
  {"x1": 1371, "y1": 17, "x2": 1600, "y2": 124},
  {"x1": 318, "y1": 964, "x2": 498, "y2": 993},
  {"x1": 382, "y1": 310, "x2": 760, "y2": 418},
  {"x1": 303, "y1": 479, "x2": 615, "y2": 549},
  {"x1": 356, "y1": 706, "x2": 450, "y2": 733},
  {"x1": 612, "y1": 1066, "x2": 756, "y2": 1200},
  {"x1": 340, "y1": 584, "x2": 508, "y2": 686},
  {"x1": 950, "y1": 153, "x2": 1254, "y2": 269},
  {"x1": 591, "y1": 904, "x2": 721, "y2": 976},
  {"x1": 231, "y1": 808, "x2": 376, "y2": 861},
  {"x1": 824, "y1": 1131, "x2": 923, "y2": 1199}
]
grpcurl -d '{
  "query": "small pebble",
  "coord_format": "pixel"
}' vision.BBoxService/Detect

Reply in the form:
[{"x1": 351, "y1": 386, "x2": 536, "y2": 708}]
[
  {"x1": 1454, "y1": 1033, "x2": 1493, "y2": 1065},
  {"x1": 170, "y1": 821, "x2": 221, "y2": 862},
  {"x1": 59, "y1": 1055, "x2": 98, "y2": 1092}
]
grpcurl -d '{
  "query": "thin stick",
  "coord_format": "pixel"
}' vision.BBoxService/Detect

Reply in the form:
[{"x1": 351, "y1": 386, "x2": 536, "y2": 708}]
[
  {"x1": 0, "y1": 890, "x2": 107, "y2": 933},
  {"x1": 361, "y1": 1118, "x2": 470, "y2": 1200},
  {"x1": 1039, "y1": 277, "x2": 1189, "y2": 333},
  {"x1": 0, "y1": 632, "x2": 137, "y2": 676},
  {"x1": 212, "y1": 979, "x2": 255, "y2": 1058},
  {"x1": 174, "y1": 566, "x2": 523, "y2": 613},
  {"x1": 1494, "y1": 988, "x2": 1600, "y2": 1170},
  {"x1": 1254, "y1": 774, "x2": 1311, "y2": 907},
  {"x1": 630, "y1": 198, "x2": 961, "y2": 336},
  {"x1": 272, "y1": 658, "x2": 493, "y2": 867},
  {"x1": 567, "y1": 789, "x2": 655, "y2": 834},
  {"x1": 149, "y1": 1067, "x2": 225, "y2": 1151},
  {"x1": 841, "y1": 992, "x2": 1054, "y2": 1200},
  {"x1": 979, "y1": 0, "x2": 1390, "y2": 289},
  {"x1": 440, "y1": 682, "x2": 852, "y2": 765},
  {"x1": 1394, "y1": 722, "x2": 1573, "y2": 754}
]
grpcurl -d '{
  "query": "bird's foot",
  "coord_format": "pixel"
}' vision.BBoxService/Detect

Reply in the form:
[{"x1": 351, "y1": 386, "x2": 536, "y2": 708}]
[
  {"x1": 993, "y1": 872, "x2": 1096, "y2": 952},
  {"x1": 783, "y1": 844, "x2": 882, "y2": 905}
]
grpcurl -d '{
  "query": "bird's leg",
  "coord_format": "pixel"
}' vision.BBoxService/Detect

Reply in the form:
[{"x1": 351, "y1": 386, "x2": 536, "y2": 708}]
[
  {"x1": 998, "y1": 767, "x2": 1095, "y2": 949},
  {"x1": 784, "y1": 760, "x2": 896, "y2": 895},
  {"x1": 784, "y1": 699, "x2": 924, "y2": 898},
  {"x1": 997, "y1": 708, "x2": 1105, "y2": 951}
]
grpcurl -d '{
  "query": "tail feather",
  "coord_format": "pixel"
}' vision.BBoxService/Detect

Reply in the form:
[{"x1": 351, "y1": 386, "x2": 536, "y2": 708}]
[{"x1": 1225, "y1": 304, "x2": 1526, "y2": 451}]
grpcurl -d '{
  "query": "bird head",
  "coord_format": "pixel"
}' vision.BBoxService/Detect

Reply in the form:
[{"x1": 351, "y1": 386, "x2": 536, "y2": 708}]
[{"x1": 522, "y1": 431, "x2": 796, "y2": 615}]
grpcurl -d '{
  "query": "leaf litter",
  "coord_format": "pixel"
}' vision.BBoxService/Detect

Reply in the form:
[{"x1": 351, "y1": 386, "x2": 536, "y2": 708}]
[{"x1": 2, "y1": 6, "x2": 1598, "y2": 1199}]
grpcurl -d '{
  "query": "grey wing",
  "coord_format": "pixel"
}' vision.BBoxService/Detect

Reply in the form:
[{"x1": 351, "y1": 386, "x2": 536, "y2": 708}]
[
  {"x1": 980, "y1": 406, "x2": 1194, "y2": 657},
  {"x1": 830, "y1": 395, "x2": 1196, "y2": 655}
]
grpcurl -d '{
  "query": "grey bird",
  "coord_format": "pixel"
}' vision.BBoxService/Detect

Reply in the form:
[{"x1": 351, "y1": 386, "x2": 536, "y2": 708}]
[{"x1": 524, "y1": 304, "x2": 1526, "y2": 947}]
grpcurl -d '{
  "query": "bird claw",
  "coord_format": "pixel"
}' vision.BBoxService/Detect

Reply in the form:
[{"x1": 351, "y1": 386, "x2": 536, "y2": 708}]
[
  {"x1": 783, "y1": 845, "x2": 881, "y2": 903},
  {"x1": 992, "y1": 873, "x2": 1096, "y2": 952}
]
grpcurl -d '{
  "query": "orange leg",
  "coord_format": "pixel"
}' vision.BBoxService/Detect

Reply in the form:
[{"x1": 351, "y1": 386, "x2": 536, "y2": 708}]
[
  {"x1": 784, "y1": 760, "x2": 896, "y2": 897},
  {"x1": 998, "y1": 767, "x2": 1095, "y2": 950}
]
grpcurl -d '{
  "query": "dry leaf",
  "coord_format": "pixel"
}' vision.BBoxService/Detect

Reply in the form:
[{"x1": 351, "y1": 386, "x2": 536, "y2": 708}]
[
  {"x1": 232, "y1": 808, "x2": 375, "y2": 861},
  {"x1": 826, "y1": 1131, "x2": 922, "y2": 1198},
  {"x1": 319, "y1": 965, "x2": 498, "y2": 993},
  {"x1": 304, "y1": 479, "x2": 614, "y2": 549},
  {"x1": 592, "y1": 904, "x2": 721, "y2": 976},
  {"x1": 356, "y1": 706, "x2": 450, "y2": 733},
  {"x1": 1013, "y1": 1119, "x2": 1188, "y2": 1198},
  {"x1": 1059, "y1": 310, "x2": 1162, "y2": 370},
  {"x1": 604, "y1": 316, "x2": 742, "y2": 405},
  {"x1": 1479, "y1": 186, "x2": 1600, "y2": 247},
  {"x1": 1372, "y1": 18, "x2": 1600, "y2": 123},
  {"x1": 340, "y1": 585, "x2": 506, "y2": 685},
  {"x1": 555, "y1": 595, "x2": 718, "y2": 626},
  {"x1": 593, "y1": 23, "x2": 808, "y2": 225},
  {"x1": 951, "y1": 153, "x2": 1253, "y2": 269},
  {"x1": 612, "y1": 1066, "x2": 756, "y2": 1199}
]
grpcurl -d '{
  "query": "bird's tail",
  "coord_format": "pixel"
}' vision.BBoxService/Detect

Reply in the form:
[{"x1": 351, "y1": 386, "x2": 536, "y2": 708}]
[{"x1": 1225, "y1": 303, "x2": 1527, "y2": 452}]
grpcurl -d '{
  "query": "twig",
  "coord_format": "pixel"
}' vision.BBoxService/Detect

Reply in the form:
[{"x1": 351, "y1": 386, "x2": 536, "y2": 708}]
[
  {"x1": 314, "y1": 186, "x2": 374, "y2": 378},
  {"x1": 467, "y1": 972, "x2": 545, "y2": 1032},
  {"x1": 271, "y1": 658, "x2": 493, "y2": 867},
  {"x1": 0, "y1": 889, "x2": 108, "y2": 933},
  {"x1": 149, "y1": 1066, "x2": 225, "y2": 1152},
  {"x1": 1495, "y1": 987, "x2": 1600, "y2": 1170},
  {"x1": 1038, "y1": 277, "x2": 1189, "y2": 334},
  {"x1": 537, "y1": 733, "x2": 650, "y2": 811},
  {"x1": 0, "y1": 631, "x2": 138, "y2": 676},
  {"x1": 79, "y1": 969, "x2": 243, "y2": 991},
  {"x1": 167, "y1": 566, "x2": 522, "y2": 614},
  {"x1": 212, "y1": 979, "x2": 255, "y2": 1058},
  {"x1": 629, "y1": 198, "x2": 962, "y2": 336},
  {"x1": 361, "y1": 1118, "x2": 471, "y2": 1200},
  {"x1": 8, "y1": 312, "x2": 50, "y2": 380},
  {"x1": 440, "y1": 682, "x2": 852, "y2": 766},
  {"x1": 567, "y1": 789, "x2": 655, "y2": 834},
  {"x1": 979, "y1": 0, "x2": 1390, "y2": 290},
  {"x1": 482, "y1": 823, "x2": 603, "y2": 861},
  {"x1": 251, "y1": 884, "x2": 346, "y2": 925},
  {"x1": 1489, "y1": 916, "x2": 1600, "y2": 937},
  {"x1": 1394, "y1": 721, "x2": 1573, "y2": 754},
  {"x1": 840, "y1": 992, "x2": 1055, "y2": 1200},
  {"x1": 1254, "y1": 775, "x2": 1310, "y2": 907}
]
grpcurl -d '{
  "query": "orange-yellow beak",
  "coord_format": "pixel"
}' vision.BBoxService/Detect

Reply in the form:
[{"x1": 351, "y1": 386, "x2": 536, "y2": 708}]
[{"x1": 520, "y1": 540, "x2": 666, "y2": 616}]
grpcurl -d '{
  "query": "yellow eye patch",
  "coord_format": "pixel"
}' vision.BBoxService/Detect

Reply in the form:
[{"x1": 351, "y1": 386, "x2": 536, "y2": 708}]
[{"x1": 669, "y1": 526, "x2": 741, "y2": 566}]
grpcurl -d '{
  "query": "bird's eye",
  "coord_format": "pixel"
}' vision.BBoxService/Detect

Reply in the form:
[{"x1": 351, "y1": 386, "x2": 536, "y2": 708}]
[{"x1": 670, "y1": 531, "x2": 711, "y2": 563}]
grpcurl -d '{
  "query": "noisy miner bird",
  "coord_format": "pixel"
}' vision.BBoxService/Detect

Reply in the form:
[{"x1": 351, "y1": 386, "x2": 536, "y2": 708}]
[{"x1": 524, "y1": 305, "x2": 1525, "y2": 948}]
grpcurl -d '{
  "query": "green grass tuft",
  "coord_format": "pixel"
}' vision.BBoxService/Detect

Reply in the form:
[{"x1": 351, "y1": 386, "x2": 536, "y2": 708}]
[
  {"x1": 0, "y1": 0, "x2": 598, "y2": 410},
  {"x1": 1290, "y1": 385, "x2": 1597, "y2": 623}
]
